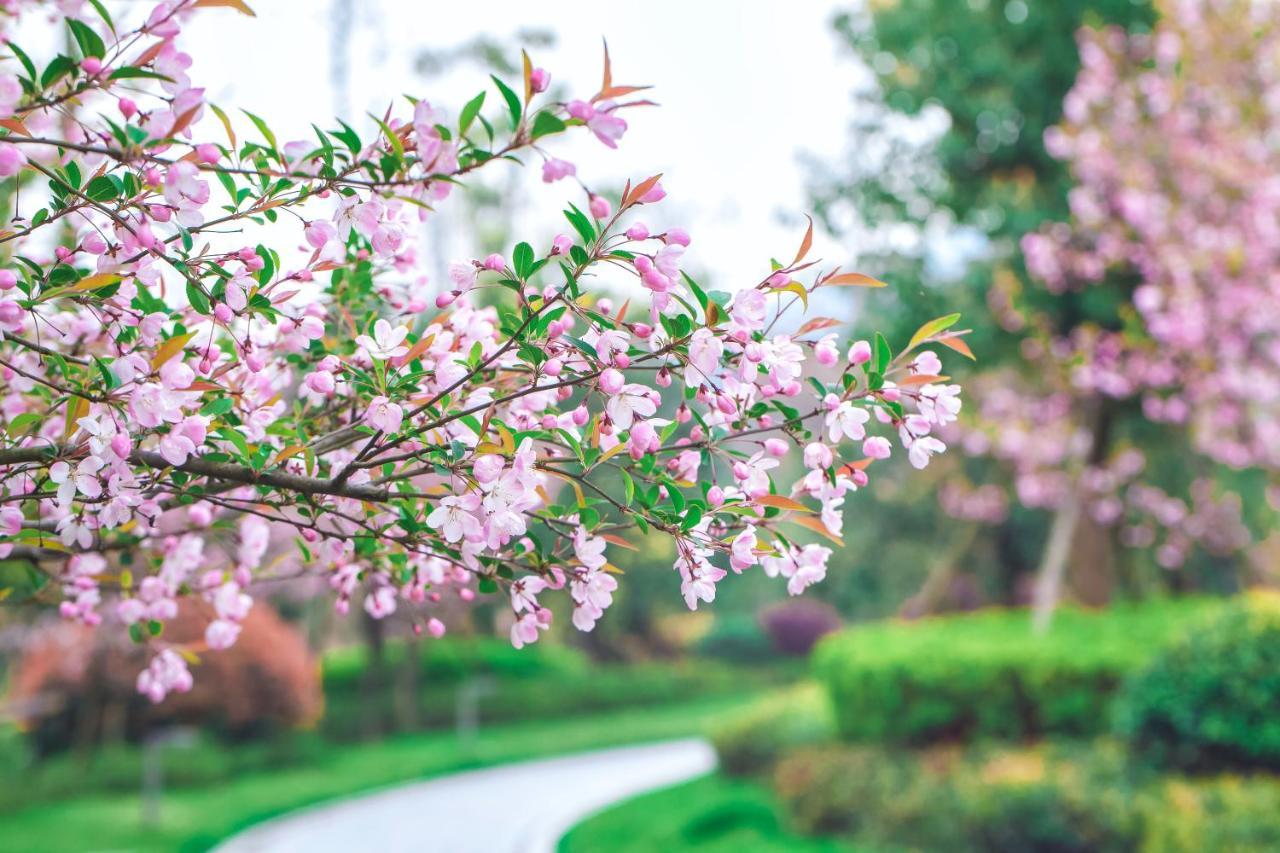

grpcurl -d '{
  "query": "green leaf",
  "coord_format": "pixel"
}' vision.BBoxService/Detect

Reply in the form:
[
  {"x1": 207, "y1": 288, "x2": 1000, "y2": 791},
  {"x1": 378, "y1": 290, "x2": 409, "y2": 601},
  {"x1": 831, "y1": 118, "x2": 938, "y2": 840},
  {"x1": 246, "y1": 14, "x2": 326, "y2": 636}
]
[
  {"x1": 186, "y1": 281, "x2": 211, "y2": 315},
  {"x1": 67, "y1": 19, "x2": 106, "y2": 59},
  {"x1": 459, "y1": 91, "x2": 486, "y2": 136},
  {"x1": 564, "y1": 204, "x2": 596, "y2": 246},
  {"x1": 874, "y1": 332, "x2": 892, "y2": 375},
  {"x1": 108, "y1": 67, "x2": 171, "y2": 82},
  {"x1": 530, "y1": 111, "x2": 566, "y2": 139},
  {"x1": 6, "y1": 412, "x2": 41, "y2": 437},
  {"x1": 40, "y1": 55, "x2": 76, "y2": 90},
  {"x1": 86, "y1": 0, "x2": 115, "y2": 33},
  {"x1": 9, "y1": 42, "x2": 36, "y2": 81},
  {"x1": 490, "y1": 75, "x2": 522, "y2": 130},
  {"x1": 84, "y1": 175, "x2": 118, "y2": 202},
  {"x1": 907, "y1": 312, "x2": 962, "y2": 350},
  {"x1": 621, "y1": 469, "x2": 635, "y2": 507},
  {"x1": 512, "y1": 242, "x2": 534, "y2": 279},
  {"x1": 241, "y1": 109, "x2": 278, "y2": 153}
]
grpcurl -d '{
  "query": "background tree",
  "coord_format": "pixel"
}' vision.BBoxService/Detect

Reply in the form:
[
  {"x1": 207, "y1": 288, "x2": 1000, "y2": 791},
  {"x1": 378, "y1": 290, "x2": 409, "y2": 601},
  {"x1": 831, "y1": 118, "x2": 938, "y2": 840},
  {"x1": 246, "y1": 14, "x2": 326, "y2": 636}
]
[{"x1": 807, "y1": 0, "x2": 1262, "y2": 619}]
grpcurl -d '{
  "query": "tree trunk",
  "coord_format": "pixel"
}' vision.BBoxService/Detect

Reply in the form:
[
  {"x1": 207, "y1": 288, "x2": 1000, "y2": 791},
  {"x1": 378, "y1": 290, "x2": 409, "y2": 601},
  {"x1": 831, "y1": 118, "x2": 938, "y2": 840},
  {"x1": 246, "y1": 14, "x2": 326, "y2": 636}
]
[
  {"x1": 1032, "y1": 484, "x2": 1082, "y2": 635},
  {"x1": 359, "y1": 612, "x2": 388, "y2": 738}
]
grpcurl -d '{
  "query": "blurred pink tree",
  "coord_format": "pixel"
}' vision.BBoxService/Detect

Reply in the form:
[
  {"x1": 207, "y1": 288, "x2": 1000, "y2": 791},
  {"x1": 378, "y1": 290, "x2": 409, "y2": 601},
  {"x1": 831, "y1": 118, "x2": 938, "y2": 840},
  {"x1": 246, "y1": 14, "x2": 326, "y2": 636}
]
[{"x1": 951, "y1": 0, "x2": 1276, "y2": 620}]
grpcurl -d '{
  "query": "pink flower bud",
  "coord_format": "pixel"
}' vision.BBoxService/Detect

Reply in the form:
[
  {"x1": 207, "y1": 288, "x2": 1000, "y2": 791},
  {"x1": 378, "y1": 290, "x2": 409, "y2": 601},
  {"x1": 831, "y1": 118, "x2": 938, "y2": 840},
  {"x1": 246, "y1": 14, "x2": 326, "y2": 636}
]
[
  {"x1": 848, "y1": 340, "x2": 872, "y2": 365},
  {"x1": 767, "y1": 272, "x2": 789, "y2": 288},
  {"x1": 707, "y1": 486, "x2": 725, "y2": 508},
  {"x1": 435, "y1": 291, "x2": 458, "y2": 309},
  {"x1": 0, "y1": 301, "x2": 22, "y2": 324},
  {"x1": 543, "y1": 357, "x2": 563, "y2": 376},
  {"x1": 716, "y1": 395, "x2": 736, "y2": 415},
  {"x1": 483, "y1": 253, "x2": 506, "y2": 272},
  {"x1": 214, "y1": 303, "x2": 234, "y2": 323},
  {"x1": 118, "y1": 98, "x2": 137, "y2": 119},
  {"x1": 815, "y1": 340, "x2": 838, "y2": 367},
  {"x1": 111, "y1": 433, "x2": 131, "y2": 459},
  {"x1": 572, "y1": 405, "x2": 590, "y2": 426},
  {"x1": 196, "y1": 143, "x2": 220, "y2": 164},
  {"x1": 459, "y1": 587, "x2": 476, "y2": 602},
  {"x1": 550, "y1": 233, "x2": 573, "y2": 256},
  {"x1": 626, "y1": 223, "x2": 650, "y2": 241},
  {"x1": 0, "y1": 270, "x2": 16, "y2": 291},
  {"x1": 597, "y1": 298, "x2": 614, "y2": 315},
  {"x1": 764, "y1": 438, "x2": 788, "y2": 458},
  {"x1": 852, "y1": 469, "x2": 869, "y2": 487},
  {"x1": 656, "y1": 367, "x2": 672, "y2": 388},
  {"x1": 540, "y1": 414, "x2": 558, "y2": 430},
  {"x1": 632, "y1": 323, "x2": 652, "y2": 339},
  {"x1": 599, "y1": 368, "x2": 625, "y2": 395},
  {"x1": 664, "y1": 227, "x2": 691, "y2": 247},
  {"x1": 529, "y1": 67, "x2": 550, "y2": 93},
  {"x1": 589, "y1": 194, "x2": 611, "y2": 220},
  {"x1": 613, "y1": 353, "x2": 630, "y2": 369},
  {"x1": 882, "y1": 385, "x2": 901, "y2": 402},
  {"x1": 81, "y1": 57, "x2": 103, "y2": 75},
  {"x1": 639, "y1": 182, "x2": 665, "y2": 203},
  {"x1": 427, "y1": 617, "x2": 447, "y2": 638}
]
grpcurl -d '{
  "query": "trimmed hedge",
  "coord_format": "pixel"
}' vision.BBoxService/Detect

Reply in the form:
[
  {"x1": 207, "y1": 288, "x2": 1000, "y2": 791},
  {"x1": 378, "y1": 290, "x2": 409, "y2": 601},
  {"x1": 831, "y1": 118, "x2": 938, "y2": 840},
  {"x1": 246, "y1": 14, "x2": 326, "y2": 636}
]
[
  {"x1": 1115, "y1": 591, "x2": 1280, "y2": 772},
  {"x1": 711, "y1": 683, "x2": 834, "y2": 776},
  {"x1": 814, "y1": 598, "x2": 1221, "y2": 744},
  {"x1": 773, "y1": 741, "x2": 1280, "y2": 853},
  {"x1": 321, "y1": 638, "x2": 786, "y2": 739}
]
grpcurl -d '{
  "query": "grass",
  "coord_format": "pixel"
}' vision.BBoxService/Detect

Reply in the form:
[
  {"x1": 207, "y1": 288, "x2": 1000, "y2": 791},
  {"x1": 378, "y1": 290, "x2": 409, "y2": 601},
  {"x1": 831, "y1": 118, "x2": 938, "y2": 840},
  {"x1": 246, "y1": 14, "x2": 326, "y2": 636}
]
[
  {"x1": 0, "y1": 694, "x2": 755, "y2": 853},
  {"x1": 559, "y1": 774, "x2": 864, "y2": 853}
]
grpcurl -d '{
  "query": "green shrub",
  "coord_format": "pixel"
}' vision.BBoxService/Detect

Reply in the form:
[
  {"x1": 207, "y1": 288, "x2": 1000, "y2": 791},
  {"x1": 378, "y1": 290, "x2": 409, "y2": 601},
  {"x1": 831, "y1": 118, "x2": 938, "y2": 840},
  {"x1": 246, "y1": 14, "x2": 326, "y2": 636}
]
[
  {"x1": 321, "y1": 636, "x2": 589, "y2": 693},
  {"x1": 774, "y1": 742, "x2": 1144, "y2": 852},
  {"x1": 1141, "y1": 776, "x2": 1280, "y2": 852},
  {"x1": 1115, "y1": 591, "x2": 1280, "y2": 772},
  {"x1": 322, "y1": 651, "x2": 780, "y2": 740},
  {"x1": 814, "y1": 598, "x2": 1220, "y2": 744},
  {"x1": 696, "y1": 613, "x2": 776, "y2": 664},
  {"x1": 711, "y1": 683, "x2": 834, "y2": 777}
]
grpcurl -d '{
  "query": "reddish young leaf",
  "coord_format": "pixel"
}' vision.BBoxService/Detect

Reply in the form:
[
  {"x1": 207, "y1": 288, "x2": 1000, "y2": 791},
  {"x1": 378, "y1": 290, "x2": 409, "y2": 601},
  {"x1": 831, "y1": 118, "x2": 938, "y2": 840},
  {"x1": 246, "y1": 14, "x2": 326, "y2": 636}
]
[
  {"x1": 938, "y1": 334, "x2": 976, "y2": 361},
  {"x1": 792, "y1": 215, "x2": 814, "y2": 266},
  {"x1": 825, "y1": 272, "x2": 887, "y2": 288}
]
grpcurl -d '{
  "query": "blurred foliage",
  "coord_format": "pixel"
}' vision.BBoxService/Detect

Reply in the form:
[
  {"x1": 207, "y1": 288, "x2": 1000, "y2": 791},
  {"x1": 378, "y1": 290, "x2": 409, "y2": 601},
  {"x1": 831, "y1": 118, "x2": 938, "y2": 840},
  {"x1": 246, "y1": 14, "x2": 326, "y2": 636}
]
[
  {"x1": 773, "y1": 739, "x2": 1280, "y2": 853},
  {"x1": 758, "y1": 600, "x2": 842, "y2": 656},
  {"x1": 774, "y1": 741, "x2": 1140, "y2": 851},
  {"x1": 559, "y1": 774, "x2": 856, "y2": 853},
  {"x1": 814, "y1": 598, "x2": 1221, "y2": 743},
  {"x1": 695, "y1": 613, "x2": 775, "y2": 664},
  {"x1": 322, "y1": 645, "x2": 778, "y2": 737},
  {"x1": 1116, "y1": 591, "x2": 1280, "y2": 772},
  {"x1": 9, "y1": 601, "x2": 321, "y2": 756},
  {"x1": 712, "y1": 682, "x2": 835, "y2": 778}
]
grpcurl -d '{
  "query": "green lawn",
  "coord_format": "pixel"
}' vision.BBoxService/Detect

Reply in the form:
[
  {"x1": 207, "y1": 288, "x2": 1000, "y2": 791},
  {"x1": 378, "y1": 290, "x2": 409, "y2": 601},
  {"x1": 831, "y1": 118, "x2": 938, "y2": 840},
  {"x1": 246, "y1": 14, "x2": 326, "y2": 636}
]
[
  {"x1": 559, "y1": 774, "x2": 865, "y2": 853},
  {"x1": 0, "y1": 694, "x2": 755, "y2": 853}
]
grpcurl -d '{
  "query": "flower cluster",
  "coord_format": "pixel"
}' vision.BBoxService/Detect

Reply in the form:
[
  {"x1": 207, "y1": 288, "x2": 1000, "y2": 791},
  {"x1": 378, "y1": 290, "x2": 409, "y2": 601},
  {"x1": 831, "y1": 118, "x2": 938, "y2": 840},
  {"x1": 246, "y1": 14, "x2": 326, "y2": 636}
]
[{"x1": 0, "y1": 1, "x2": 966, "y2": 700}]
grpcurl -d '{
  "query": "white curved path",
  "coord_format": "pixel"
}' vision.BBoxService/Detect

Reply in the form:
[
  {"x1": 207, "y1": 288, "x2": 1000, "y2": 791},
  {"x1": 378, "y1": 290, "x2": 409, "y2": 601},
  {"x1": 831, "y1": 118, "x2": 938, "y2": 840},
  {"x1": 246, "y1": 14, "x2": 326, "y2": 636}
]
[{"x1": 214, "y1": 738, "x2": 716, "y2": 853}]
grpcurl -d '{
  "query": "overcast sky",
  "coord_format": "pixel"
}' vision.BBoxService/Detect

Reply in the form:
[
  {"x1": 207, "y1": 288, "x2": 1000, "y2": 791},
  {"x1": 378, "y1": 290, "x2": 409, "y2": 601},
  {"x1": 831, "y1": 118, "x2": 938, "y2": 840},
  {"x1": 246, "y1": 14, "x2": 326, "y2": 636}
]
[{"x1": 179, "y1": 0, "x2": 872, "y2": 300}]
